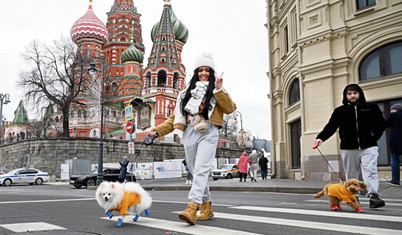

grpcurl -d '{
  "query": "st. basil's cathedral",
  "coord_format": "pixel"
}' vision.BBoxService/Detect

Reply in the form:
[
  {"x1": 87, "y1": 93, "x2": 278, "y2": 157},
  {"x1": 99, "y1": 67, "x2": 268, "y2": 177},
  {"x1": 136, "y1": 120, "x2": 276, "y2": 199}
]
[{"x1": 68, "y1": 0, "x2": 188, "y2": 142}]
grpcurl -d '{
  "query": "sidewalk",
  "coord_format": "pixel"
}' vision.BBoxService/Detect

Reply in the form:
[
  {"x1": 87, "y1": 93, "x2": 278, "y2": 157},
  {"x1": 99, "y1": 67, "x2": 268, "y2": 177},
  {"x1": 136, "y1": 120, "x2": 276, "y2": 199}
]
[{"x1": 53, "y1": 177, "x2": 400, "y2": 196}]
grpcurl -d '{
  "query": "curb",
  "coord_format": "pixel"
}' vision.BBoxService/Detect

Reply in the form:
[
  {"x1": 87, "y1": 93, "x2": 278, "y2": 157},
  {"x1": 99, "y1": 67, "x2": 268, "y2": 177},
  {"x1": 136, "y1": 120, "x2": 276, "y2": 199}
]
[{"x1": 141, "y1": 185, "x2": 320, "y2": 194}]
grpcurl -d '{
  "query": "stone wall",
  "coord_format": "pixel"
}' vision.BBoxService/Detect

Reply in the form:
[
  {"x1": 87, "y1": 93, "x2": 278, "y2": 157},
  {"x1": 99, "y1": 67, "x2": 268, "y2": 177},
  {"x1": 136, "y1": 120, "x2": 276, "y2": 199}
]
[{"x1": 0, "y1": 137, "x2": 243, "y2": 180}]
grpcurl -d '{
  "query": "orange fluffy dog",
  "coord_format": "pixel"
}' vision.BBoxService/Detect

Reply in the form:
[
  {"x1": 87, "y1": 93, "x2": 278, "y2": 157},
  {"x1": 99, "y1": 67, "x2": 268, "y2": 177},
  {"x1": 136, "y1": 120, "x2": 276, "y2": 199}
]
[{"x1": 313, "y1": 179, "x2": 366, "y2": 213}]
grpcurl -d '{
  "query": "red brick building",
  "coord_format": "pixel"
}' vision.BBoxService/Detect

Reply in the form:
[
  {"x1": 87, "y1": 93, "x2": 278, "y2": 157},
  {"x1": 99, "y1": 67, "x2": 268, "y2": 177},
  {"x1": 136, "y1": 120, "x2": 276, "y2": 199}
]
[{"x1": 68, "y1": 0, "x2": 188, "y2": 142}]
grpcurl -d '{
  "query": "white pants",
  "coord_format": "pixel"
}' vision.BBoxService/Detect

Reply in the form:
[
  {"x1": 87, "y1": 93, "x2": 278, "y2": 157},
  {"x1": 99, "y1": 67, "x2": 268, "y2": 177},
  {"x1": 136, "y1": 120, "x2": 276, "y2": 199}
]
[
  {"x1": 183, "y1": 122, "x2": 219, "y2": 205},
  {"x1": 341, "y1": 146, "x2": 380, "y2": 196},
  {"x1": 250, "y1": 163, "x2": 259, "y2": 179}
]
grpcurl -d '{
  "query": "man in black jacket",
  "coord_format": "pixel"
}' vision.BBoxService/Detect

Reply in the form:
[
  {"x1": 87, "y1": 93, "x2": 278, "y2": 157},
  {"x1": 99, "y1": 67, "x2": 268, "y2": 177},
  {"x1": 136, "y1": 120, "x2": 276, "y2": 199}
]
[{"x1": 313, "y1": 84, "x2": 386, "y2": 208}]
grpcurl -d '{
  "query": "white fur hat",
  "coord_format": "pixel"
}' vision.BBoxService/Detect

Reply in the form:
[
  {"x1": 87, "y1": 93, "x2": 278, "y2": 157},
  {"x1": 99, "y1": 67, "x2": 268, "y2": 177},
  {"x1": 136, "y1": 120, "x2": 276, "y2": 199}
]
[{"x1": 194, "y1": 52, "x2": 215, "y2": 71}]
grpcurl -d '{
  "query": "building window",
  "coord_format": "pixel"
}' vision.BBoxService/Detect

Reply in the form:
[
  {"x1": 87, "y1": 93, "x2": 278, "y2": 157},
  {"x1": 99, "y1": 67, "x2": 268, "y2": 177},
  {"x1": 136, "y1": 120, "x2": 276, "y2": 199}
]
[
  {"x1": 290, "y1": 119, "x2": 301, "y2": 169},
  {"x1": 147, "y1": 77, "x2": 151, "y2": 88},
  {"x1": 288, "y1": 79, "x2": 300, "y2": 107},
  {"x1": 157, "y1": 70, "x2": 167, "y2": 87},
  {"x1": 112, "y1": 82, "x2": 118, "y2": 91},
  {"x1": 173, "y1": 73, "x2": 179, "y2": 89},
  {"x1": 356, "y1": 0, "x2": 376, "y2": 10},
  {"x1": 284, "y1": 25, "x2": 289, "y2": 54},
  {"x1": 359, "y1": 41, "x2": 402, "y2": 81}
]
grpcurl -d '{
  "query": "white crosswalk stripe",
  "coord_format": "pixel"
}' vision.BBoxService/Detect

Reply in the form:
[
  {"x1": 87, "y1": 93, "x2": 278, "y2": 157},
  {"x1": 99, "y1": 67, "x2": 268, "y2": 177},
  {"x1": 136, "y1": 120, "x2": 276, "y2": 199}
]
[
  {"x1": 211, "y1": 212, "x2": 402, "y2": 235},
  {"x1": 100, "y1": 217, "x2": 262, "y2": 235},
  {"x1": 232, "y1": 205, "x2": 402, "y2": 222},
  {"x1": 306, "y1": 199, "x2": 402, "y2": 206},
  {"x1": 0, "y1": 222, "x2": 66, "y2": 233}
]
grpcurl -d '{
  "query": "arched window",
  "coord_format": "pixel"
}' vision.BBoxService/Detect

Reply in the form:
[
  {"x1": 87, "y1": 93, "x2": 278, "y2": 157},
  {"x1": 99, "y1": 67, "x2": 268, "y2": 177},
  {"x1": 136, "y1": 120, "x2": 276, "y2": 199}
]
[
  {"x1": 112, "y1": 82, "x2": 118, "y2": 91},
  {"x1": 288, "y1": 78, "x2": 300, "y2": 107},
  {"x1": 157, "y1": 70, "x2": 167, "y2": 87},
  {"x1": 359, "y1": 41, "x2": 402, "y2": 81},
  {"x1": 173, "y1": 73, "x2": 179, "y2": 89},
  {"x1": 145, "y1": 72, "x2": 151, "y2": 88}
]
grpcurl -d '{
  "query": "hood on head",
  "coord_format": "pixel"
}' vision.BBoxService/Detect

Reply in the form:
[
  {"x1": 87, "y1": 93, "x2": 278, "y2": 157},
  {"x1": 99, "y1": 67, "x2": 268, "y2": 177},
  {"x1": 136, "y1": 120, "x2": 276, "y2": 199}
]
[
  {"x1": 241, "y1": 152, "x2": 248, "y2": 157},
  {"x1": 391, "y1": 103, "x2": 402, "y2": 112},
  {"x1": 342, "y1": 84, "x2": 366, "y2": 105}
]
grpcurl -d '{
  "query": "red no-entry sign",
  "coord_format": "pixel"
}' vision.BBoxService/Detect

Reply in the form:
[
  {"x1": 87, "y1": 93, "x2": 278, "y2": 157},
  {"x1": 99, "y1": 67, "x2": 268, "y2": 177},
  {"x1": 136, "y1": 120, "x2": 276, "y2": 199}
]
[{"x1": 126, "y1": 122, "x2": 133, "y2": 134}]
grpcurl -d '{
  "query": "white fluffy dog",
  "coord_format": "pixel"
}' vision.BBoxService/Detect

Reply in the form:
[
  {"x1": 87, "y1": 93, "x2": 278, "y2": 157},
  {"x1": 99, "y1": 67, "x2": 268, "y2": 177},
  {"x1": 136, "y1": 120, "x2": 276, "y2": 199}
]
[{"x1": 95, "y1": 182, "x2": 152, "y2": 227}]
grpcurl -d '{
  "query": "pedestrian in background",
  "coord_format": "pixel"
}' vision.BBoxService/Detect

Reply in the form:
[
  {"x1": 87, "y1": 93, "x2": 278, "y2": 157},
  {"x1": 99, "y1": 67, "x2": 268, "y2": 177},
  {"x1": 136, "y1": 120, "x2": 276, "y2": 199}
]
[
  {"x1": 313, "y1": 84, "x2": 386, "y2": 208},
  {"x1": 258, "y1": 151, "x2": 269, "y2": 179},
  {"x1": 238, "y1": 152, "x2": 251, "y2": 182},
  {"x1": 249, "y1": 150, "x2": 259, "y2": 182},
  {"x1": 182, "y1": 159, "x2": 193, "y2": 185},
  {"x1": 118, "y1": 156, "x2": 129, "y2": 183},
  {"x1": 385, "y1": 103, "x2": 402, "y2": 187},
  {"x1": 148, "y1": 52, "x2": 236, "y2": 225}
]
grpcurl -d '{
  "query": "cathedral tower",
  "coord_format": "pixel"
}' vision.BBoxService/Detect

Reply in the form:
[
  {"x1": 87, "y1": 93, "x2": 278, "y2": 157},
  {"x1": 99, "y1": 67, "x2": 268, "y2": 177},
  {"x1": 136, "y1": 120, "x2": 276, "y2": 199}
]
[
  {"x1": 142, "y1": 0, "x2": 188, "y2": 126},
  {"x1": 103, "y1": 0, "x2": 143, "y2": 99}
]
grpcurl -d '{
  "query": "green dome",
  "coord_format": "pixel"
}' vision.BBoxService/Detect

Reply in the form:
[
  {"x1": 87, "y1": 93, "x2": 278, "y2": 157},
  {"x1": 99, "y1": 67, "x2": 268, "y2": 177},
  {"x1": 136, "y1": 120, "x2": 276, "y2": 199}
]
[
  {"x1": 151, "y1": 5, "x2": 188, "y2": 44},
  {"x1": 121, "y1": 42, "x2": 144, "y2": 64}
]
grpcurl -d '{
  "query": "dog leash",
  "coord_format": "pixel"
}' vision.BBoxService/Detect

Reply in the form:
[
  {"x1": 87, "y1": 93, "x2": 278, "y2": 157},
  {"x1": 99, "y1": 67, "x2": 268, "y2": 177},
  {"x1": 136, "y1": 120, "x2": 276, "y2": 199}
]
[
  {"x1": 315, "y1": 147, "x2": 343, "y2": 183},
  {"x1": 128, "y1": 134, "x2": 156, "y2": 177}
]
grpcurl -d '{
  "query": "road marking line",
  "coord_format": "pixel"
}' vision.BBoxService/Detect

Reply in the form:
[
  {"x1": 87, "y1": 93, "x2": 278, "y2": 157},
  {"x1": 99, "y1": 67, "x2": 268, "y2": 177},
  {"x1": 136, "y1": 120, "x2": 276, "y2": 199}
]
[
  {"x1": 0, "y1": 222, "x2": 66, "y2": 233},
  {"x1": 211, "y1": 212, "x2": 402, "y2": 235},
  {"x1": 0, "y1": 198, "x2": 94, "y2": 204},
  {"x1": 153, "y1": 199, "x2": 235, "y2": 207},
  {"x1": 306, "y1": 199, "x2": 402, "y2": 206},
  {"x1": 100, "y1": 217, "x2": 261, "y2": 235},
  {"x1": 232, "y1": 206, "x2": 402, "y2": 222}
]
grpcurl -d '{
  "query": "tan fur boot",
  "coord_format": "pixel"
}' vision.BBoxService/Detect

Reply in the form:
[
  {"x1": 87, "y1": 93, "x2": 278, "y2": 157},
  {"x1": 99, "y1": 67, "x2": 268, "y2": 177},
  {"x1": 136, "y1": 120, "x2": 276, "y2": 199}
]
[
  {"x1": 197, "y1": 201, "x2": 214, "y2": 220},
  {"x1": 178, "y1": 201, "x2": 199, "y2": 225}
]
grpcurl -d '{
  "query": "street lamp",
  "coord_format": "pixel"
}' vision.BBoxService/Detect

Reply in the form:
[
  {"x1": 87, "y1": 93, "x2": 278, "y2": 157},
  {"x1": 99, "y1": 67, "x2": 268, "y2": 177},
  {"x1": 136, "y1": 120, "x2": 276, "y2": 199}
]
[
  {"x1": 232, "y1": 111, "x2": 248, "y2": 150},
  {"x1": 0, "y1": 93, "x2": 11, "y2": 144},
  {"x1": 88, "y1": 57, "x2": 106, "y2": 186}
]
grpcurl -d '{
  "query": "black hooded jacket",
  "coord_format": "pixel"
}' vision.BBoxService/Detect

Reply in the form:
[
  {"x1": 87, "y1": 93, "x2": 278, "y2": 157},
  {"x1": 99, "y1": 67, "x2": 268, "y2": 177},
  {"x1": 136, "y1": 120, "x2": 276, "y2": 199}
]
[{"x1": 316, "y1": 84, "x2": 385, "y2": 150}]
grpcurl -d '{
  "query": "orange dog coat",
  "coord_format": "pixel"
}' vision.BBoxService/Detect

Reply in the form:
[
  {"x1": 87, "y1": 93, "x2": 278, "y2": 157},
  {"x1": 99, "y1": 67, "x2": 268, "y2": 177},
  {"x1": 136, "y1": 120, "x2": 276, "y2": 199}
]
[
  {"x1": 110, "y1": 191, "x2": 141, "y2": 215},
  {"x1": 327, "y1": 182, "x2": 356, "y2": 203}
]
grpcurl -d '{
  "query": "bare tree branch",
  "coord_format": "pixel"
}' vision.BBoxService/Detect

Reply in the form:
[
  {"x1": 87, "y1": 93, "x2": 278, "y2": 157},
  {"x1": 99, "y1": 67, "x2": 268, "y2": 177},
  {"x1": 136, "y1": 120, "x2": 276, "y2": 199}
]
[{"x1": 18, "y1": 36, "x2": 92, "y2": 137}]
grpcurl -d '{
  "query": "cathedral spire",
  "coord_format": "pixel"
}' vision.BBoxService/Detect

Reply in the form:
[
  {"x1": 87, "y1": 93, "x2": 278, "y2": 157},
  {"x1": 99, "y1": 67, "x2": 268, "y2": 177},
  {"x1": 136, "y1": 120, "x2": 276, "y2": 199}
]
[{"x1": 148, "y1": 1, "x2": 188, "y2": 69}]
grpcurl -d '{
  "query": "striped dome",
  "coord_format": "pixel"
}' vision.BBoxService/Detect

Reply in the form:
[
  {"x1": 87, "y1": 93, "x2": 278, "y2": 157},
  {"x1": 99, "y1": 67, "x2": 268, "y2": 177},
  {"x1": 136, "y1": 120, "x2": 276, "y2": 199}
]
[
  {"x1": 151, "y1": 4, "x2": 188, "y2": 44},
  {"x1": 70, "y1": 3, "x2": 108, "y2": 44},
  {"x1": 121, "y1": 42, "x2": 144, "y2": 64}
]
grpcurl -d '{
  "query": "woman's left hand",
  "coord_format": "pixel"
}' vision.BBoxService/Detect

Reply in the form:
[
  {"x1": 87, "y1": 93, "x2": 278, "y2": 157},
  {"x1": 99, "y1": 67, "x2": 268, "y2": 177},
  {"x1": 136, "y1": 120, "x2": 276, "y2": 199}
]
[{"x1": 215, "y1": 72, "x2": 223, "y2": 90}]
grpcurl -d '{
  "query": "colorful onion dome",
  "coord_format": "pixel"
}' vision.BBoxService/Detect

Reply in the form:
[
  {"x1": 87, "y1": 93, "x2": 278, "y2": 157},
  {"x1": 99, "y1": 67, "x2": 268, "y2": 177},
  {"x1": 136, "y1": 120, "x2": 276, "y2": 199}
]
[
  {"x1": 121, "y1": 41, "x2": 144, "y2": 64},
  {"x1": 70, "y1": 1, "x2": 108, "y2": 44},
  {"x1": 151, "y1": 3, "x2": 188, "y2": 44}
]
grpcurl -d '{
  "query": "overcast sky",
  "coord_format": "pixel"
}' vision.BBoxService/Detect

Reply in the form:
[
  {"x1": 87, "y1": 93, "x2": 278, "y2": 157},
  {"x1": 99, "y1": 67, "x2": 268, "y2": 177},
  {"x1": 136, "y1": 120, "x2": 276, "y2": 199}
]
[{"x1": 0, "y1": 0, "x2": 271, "y2": 140}]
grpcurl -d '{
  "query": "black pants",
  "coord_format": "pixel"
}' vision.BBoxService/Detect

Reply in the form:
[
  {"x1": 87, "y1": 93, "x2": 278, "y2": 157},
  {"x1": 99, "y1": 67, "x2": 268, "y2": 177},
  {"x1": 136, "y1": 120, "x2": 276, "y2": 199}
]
[{"x1": 239, "y1": 172, "x2": 247, "y2": 181}]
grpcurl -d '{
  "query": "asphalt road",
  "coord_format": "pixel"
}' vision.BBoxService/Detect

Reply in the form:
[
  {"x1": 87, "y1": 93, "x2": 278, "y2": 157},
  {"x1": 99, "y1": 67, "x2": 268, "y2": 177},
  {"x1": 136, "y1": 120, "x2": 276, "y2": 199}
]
[{"x1": 0, "y1": 183, "x2": 401, "y2": 234}]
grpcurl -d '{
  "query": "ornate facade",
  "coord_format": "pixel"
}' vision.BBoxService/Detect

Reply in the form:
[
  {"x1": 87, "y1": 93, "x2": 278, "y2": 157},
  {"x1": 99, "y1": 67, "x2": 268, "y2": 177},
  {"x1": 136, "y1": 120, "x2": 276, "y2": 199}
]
[
  {"x1": 267, "y1": 0, "x2": 402, "y2": 180},
  {"x1": 68, "y1": 0, "x2": 188, "y2": 142}
]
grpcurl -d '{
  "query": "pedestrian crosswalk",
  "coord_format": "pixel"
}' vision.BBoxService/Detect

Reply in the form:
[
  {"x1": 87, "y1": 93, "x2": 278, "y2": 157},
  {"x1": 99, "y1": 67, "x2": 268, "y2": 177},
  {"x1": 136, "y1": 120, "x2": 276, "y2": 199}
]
[
  {"x1": 0, "y1": 222, "x2": 66, "y2": 233},
  {"x1": 1, "y1": 197, "x2": 402, "y2": 234},
  {"x1": 101, "y1": 217, "x2": 261, "y2": 235}
]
